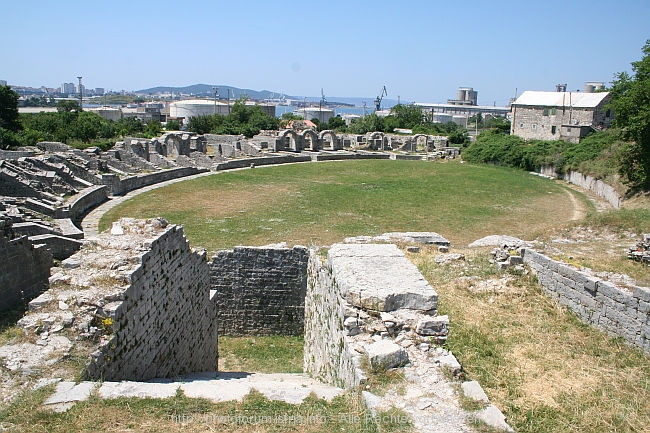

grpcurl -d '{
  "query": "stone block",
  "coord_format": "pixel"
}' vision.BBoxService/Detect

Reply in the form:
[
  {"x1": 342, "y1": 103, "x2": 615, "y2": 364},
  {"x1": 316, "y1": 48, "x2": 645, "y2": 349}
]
[
  {"x1": 462, "y1": 380, "x2": 489, "y2": 403},
  {"x1": 474, "y1": 405, "x2": 514, "y2": 432},
  {"x1": 366, "y1": 340, "x2": 409, "y2": 370},
  {"x1": 329, "y1": 243, "x2": 437, "y2": 312},
  {"x1": 633, "y1": 286, "x2": 650, "y2": 303},
  {"x1": 597, "y1": 281, "x2": 631, "y2": 305},
  {"x1": 438, "y1": 353, "x2": 462, "y2": 376},
  {"x1": 415, "y1": 315, "x2": 449, "y2": 336}
]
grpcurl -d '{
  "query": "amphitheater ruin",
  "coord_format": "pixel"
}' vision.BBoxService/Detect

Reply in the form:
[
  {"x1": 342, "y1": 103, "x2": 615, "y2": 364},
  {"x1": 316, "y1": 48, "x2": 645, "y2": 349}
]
[{"x1": 1, "y1": 129, "x2": 648, "y2": 432}]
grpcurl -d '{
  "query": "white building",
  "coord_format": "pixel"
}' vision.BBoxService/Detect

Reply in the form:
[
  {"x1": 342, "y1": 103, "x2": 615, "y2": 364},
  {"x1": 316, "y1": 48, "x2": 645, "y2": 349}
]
[{"x1": 294, "y1": 107, "x2": 334, "y2": 124}]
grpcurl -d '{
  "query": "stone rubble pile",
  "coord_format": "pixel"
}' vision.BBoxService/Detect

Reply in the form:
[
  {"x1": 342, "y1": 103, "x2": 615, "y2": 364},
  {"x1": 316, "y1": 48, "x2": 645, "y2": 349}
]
[{"x1": 628, "y1": 234, "x2": 650, "y2": 264}]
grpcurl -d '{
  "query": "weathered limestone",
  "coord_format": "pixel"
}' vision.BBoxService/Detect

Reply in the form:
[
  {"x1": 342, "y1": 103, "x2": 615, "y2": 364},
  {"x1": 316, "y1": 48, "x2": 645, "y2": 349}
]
[
  {"x1": 366, "y1": 340, "x2": 409, "y2": 369},
  {"x1": 0, "y1": 221, "x2": 52, "y2": 312},
  {"x1": 328, "y1": 243, "x2": 438, "y2": 312},
  {"x1": 210, "y1": 246, "x2": 308, "y2": 336},
  {"x1": 521, "y1": 248, "x2": 650, "y2": 353},
  {"x1": 84, "y1": 219, "x2": 218, "y2": 381}
]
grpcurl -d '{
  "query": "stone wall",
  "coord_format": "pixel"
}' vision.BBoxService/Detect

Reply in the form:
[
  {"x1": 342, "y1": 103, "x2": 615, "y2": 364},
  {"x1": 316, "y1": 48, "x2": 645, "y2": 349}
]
[
  {"x1": 539, "y1": 166, "x2": 622, "y2": 208},
  {"x1": 86, "y1": 220, "x2": 218, "y2": 380},
  {"x1": 565, "y1": 171, "x2": 621, "y2": 208},
  {"x1": 0, "y1": 232, "x2": 52, "y2": 312},
  {"x1": 0, "y1": 150, "x2": 36, "y2": 160},
  {"x1": 210, "y1": 246, "x2": 308, "y2": 336},
  {"x1": 100, "y1": 166, "x2": 206, "y2": 196},
  {"x1": 521, "y1": 248, "x2": 650, "y2": 352},
  {"x1": 67, "y1": 185, "x2": 109, "y2": 221},
  {"x1": 214, "y1": 155, "x2": 311, "y2": 170},
  {"x1": 304, "y1": 250, "x2": 361, "y2": 389}
]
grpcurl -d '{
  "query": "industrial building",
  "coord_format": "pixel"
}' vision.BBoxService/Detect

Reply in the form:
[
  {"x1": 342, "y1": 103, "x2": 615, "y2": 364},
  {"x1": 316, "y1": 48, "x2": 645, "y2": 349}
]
[{"x1": 169, "y1": 99, "x2": 275, "y2": 124}]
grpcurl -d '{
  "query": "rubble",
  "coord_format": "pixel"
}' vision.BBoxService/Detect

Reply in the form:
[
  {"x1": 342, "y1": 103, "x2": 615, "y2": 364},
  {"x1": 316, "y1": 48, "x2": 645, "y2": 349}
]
[{"x1": 628, "y1": 234, "x2": 650, "y2": 264}]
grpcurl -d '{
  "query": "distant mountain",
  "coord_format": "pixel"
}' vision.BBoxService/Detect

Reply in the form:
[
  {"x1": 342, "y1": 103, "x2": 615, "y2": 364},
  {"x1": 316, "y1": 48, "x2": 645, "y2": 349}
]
[{"x1": 135, "y1": 84, "x2": 296, "y2": 101}]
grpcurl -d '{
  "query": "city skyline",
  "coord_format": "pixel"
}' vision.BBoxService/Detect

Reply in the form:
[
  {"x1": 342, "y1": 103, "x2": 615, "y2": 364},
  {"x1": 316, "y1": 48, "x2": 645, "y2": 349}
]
[{"x1": 1, "y1": 0, "x2": 649, "y2": 105}]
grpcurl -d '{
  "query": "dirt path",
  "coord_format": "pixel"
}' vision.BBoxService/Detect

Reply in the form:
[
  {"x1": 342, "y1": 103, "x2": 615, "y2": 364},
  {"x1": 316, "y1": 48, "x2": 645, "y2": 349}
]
[{"x1": 563, "y1": 188, "x2": 587, "y2": 221}]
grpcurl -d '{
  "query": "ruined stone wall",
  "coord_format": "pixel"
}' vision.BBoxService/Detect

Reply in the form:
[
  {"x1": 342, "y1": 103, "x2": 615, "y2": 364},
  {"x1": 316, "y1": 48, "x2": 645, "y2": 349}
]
[
  {"x1": 210, "y1": 246, "x2": 308, "y2": 336},
  {"x1": 304, "y1": 250, "x2": 360, "y2": 389},
  {"x1": 86, "y1": 222, "x2": 218, "y2": 380},
  {"x1": 214, "y1": 155, "x2": 311, "y2": 170},
  {"x1": 0, "y1": 233, "x2": 52, "y2": 312},
  {"x1": 67, "y1": 185, "x2": 109, "y2": 221},
  {"x1": 0, "y1": 150, "x2": 36, "y2": 160},
  {"x1": 522, "y1": 248, "x2": 650, "y2": 352},
  {"x1": 100, "y1": 167, "x2": 206, "y2": 196}
]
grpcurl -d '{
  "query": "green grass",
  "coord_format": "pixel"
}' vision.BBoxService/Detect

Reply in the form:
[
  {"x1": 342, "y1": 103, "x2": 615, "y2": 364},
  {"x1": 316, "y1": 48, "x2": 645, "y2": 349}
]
[
  {"x1": 218, "y1": 336, "x2": 304, "y2": 373},
  {"x1": 0, "y1": 385, "x2": 408, "y2": 433},
  {"x1": 99, "y1": 160, "x2": 584, "y2": 251},
  {"x1": 583, "y1": 207, "x2": 650, "y2": 233}
]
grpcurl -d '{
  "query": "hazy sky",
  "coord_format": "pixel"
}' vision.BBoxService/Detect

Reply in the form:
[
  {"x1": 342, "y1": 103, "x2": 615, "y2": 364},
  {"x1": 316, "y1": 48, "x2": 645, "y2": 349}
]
[{"x1": 2, "y1": 0, "x2": 648, "y2": 105}]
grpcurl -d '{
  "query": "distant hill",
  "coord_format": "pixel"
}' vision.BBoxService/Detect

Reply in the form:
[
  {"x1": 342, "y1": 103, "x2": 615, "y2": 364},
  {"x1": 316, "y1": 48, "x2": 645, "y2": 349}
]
[{"x1": 135, "y1": 84, "x2": 295, "y2": 101}]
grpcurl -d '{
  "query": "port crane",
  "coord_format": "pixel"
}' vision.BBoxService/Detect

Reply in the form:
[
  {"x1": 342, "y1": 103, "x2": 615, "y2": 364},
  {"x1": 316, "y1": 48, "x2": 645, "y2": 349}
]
[{"x1": 374, "y1": 86, "x2": 387, "y2": 111}]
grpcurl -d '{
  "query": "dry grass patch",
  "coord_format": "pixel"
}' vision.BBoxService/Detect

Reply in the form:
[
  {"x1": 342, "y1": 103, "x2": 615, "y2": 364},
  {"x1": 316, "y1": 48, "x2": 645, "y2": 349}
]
[{"x1": 413, "y1": 248, "x2": 650, "y2": 433}]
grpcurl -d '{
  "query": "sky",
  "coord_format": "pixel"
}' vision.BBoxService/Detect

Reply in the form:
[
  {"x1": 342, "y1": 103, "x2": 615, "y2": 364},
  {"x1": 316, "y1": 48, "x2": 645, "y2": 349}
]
[{"x1": 1, "y1": 0, "x2": 649, "y2": 106}]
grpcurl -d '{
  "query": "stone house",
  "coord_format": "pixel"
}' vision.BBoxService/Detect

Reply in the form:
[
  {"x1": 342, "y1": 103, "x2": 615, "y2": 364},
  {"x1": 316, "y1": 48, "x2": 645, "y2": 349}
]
[{"x1": 510, "y1": 90, "x2": 612, "y2": 143}]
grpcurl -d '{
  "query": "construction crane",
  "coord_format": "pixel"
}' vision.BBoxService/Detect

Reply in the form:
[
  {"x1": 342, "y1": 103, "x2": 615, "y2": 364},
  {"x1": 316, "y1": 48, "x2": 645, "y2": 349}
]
[{"x1": 374, "y1": 86, "x2": 387, "y2": 111}]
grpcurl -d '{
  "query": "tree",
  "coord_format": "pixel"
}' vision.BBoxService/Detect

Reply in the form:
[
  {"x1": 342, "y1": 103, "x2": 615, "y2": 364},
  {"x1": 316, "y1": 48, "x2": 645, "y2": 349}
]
[
  {"x1": 57, "y1": 100, "x2": 80, "y2": 113},
  {"x1": 610, "y1": 39, "x2": 650, "y2": 190},
  {"x1": 0, "y1": 85, "x2": 22, "y2": 149},
  {"x1": 165, "y1": 119, "x2": 180, "y2": 131},
  {"x1": 74, "y1": 111, "x2": 103, "y2": 143},
  {"x1": 0, "y1": 85, "x2": 21, "y2": 132},
  {"x1": 144, "y1": 120, "x2": 162, "y2": 138},
  {"x1": 327, "y1": 115, "x2": 347, "y2": 132}
]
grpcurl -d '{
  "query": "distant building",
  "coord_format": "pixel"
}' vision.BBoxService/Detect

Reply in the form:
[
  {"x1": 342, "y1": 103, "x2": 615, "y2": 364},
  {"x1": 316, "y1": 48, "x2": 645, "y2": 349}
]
[
  {"x1": 294, "y1": 107, "x2": 334, "y2": 124},
  {"x1": 0, "y1": 80, "x2": 7, "y2": 86},
  {"x1": 61, "y1": 83, "x2": 75, "y2": 94},
  {"x1": 169, "y1": 99, "x2": 275, "y2": 123},
  {"x1": 89, "y1": 107, "x2": 121, "y2": 122},
  {"x1": 448, "y1": 87, "x2": 478, "y2": 106},
  {"x1": 510, "y1": 90, "x2": 612, "y2": 143},
  {"x1": 94, "y1": 87, "x2": 105, "y2": 95}
]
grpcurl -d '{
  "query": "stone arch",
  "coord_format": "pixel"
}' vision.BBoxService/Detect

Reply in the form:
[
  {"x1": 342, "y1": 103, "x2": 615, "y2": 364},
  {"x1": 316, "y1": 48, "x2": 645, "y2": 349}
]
[
  {"x1": 412, "y1": 134, "x2": 432, "y2": 151},
  {"x1": 277, "y1": 129, "x2": 301, "y2": 152},
  {"x1": 319, "y1": 130, "x2": 341, "y2": 150},
  {"x1": 300, "y1": 129, "x2": 320, "y2": 151},
  {"x1": 366, "y1": 131, "x2": 387, "y2": 150}
]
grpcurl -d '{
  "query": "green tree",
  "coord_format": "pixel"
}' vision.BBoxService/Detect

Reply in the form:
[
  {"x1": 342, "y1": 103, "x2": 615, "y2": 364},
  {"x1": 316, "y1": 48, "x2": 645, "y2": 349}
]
[
  {"x1": 165, "y1": 119, "x2": 180, "y2": 130},
  {"x1": 0, "y1": 85, "x2": 22, "y2": 132},
  {"x1": 327, "y1": 115, "x2": 347, "y2": 132},
  {"x1": 57, "y1": 100, "x2": 81, "y2": 113},
  {"x1": 74, "y1": 111, "x2": 103, "y2": 143},
  {"x1": 610, "y1": 39, "x2": 650, "y2": 190},
  {"x1": 144, "y1": 120, "x2": 162, "y2": 138}
]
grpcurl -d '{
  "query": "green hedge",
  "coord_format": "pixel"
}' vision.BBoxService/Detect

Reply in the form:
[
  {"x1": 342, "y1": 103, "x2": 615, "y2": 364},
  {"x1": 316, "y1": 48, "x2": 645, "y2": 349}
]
[{"x1": 462, "y1": 129, "x2": 623, "y2": 177}]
